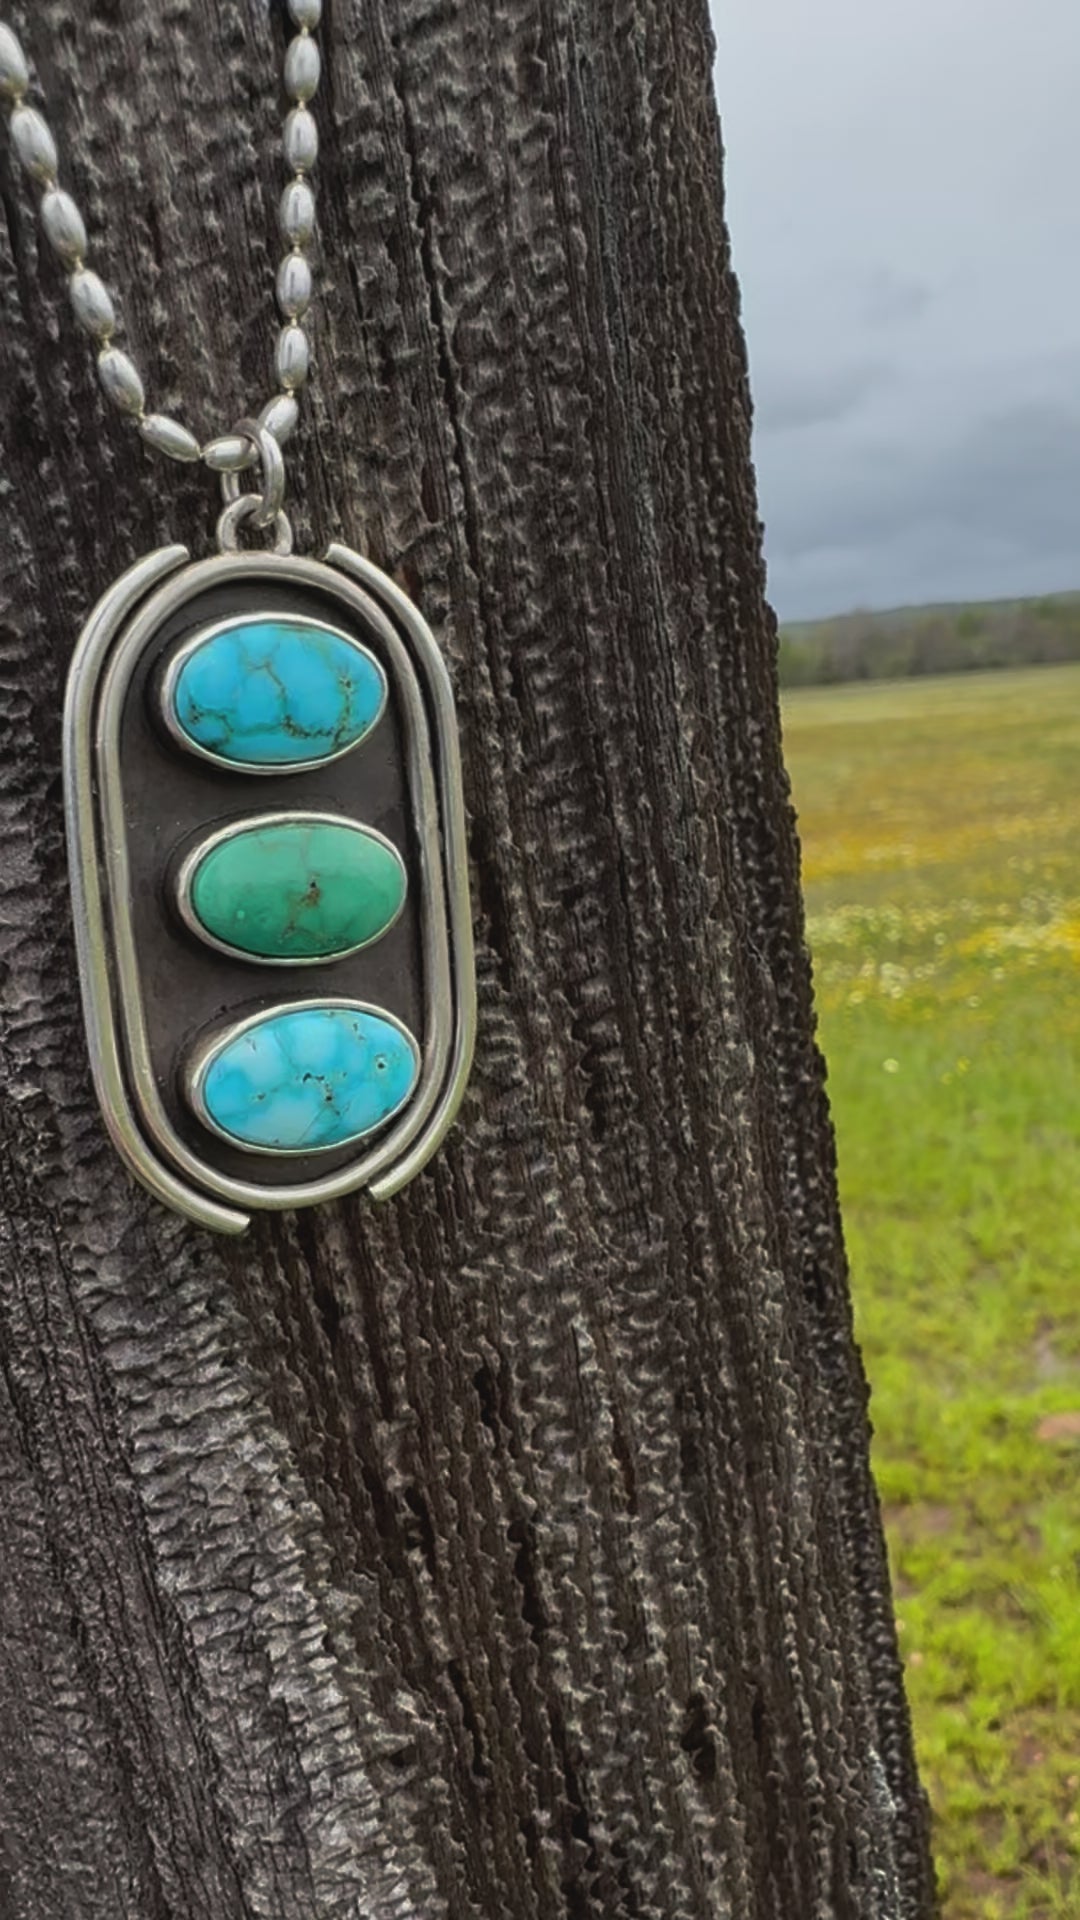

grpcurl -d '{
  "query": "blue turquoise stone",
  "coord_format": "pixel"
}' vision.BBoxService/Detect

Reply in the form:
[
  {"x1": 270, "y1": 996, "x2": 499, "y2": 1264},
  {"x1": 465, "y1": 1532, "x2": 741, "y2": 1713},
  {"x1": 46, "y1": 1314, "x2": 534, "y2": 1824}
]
[
  {"x1": 168, "y1": 618, "x2": 386, "y2": 767},
  {"x1": 194, "y1": 1004, "x2": 420, "y2": 1152}
]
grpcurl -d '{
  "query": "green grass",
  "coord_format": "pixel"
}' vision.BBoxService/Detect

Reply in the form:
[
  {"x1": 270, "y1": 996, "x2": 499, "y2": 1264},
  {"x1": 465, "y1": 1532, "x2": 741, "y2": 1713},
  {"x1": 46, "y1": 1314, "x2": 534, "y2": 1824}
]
[{"x1": 782, "y1": 666, "x2": 1080, "y2": 1918}]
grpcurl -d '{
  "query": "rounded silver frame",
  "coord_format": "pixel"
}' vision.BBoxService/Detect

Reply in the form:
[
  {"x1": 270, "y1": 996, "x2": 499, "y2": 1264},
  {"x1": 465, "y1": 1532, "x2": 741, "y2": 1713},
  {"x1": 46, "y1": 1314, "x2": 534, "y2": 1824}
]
[
  {"x1": 63, "y1": 542, "x2": 476, "y2": 1235},
  {"x1": 158, "y1": 608, "x2": 389, "y2": 774},
  {"x1": 172, "y1": 809, "x2": 408, "y2": 967},
  {"x1": 184, "y1": 996, "x2": 422, "y2": 1157}
]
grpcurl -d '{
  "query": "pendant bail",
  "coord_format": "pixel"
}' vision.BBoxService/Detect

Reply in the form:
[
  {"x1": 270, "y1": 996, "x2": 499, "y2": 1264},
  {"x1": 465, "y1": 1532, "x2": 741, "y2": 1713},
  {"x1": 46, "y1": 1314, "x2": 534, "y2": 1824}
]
[
  {"x1": 215, "y1": 493, "x2": 294, "y2": 555},
  {"x1": 218, "y1": 416, "x2": 287, "y2": 528}
]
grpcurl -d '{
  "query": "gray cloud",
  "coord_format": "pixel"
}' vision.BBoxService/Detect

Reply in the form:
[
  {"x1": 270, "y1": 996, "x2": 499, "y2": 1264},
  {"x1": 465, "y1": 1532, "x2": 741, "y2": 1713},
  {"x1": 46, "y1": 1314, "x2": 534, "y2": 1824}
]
[
  {"x1": 772, "y1": 400, "x2": 1080, "y2": 555},
  {"x1": 711, "y1": 0, "x2": 1080, "y2": 619},
  {"x1": 859, "y1": 269, "x2": 932, "y2": 331},
  {"x1": 759, "y1": 397, "x2": 1080, "y2": 615},
  {"x1": 753, "y1": 359, "x2": 892, "y2": 434}
]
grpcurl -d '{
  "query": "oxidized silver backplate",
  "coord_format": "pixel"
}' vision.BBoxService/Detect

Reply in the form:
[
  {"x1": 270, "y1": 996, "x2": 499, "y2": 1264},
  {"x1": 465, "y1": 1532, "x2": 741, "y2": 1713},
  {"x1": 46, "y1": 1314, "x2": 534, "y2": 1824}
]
[{"x1": 63, "y1": 541, "x2": 475, "y2": 1234}]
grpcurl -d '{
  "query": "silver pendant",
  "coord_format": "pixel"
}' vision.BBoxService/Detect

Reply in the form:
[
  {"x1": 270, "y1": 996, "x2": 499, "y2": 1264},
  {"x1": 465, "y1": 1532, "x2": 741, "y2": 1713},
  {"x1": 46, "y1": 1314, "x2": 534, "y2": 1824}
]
[{"x1": 63, "y1": 539, "x2": 475, "y2": 1234}]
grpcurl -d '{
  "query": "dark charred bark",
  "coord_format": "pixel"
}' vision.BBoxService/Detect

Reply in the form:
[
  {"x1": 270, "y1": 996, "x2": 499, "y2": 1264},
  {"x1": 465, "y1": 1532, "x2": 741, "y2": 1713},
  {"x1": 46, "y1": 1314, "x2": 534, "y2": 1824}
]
[{"x1": 0, "y1": 2, "x2": 934, "y2": 1915}]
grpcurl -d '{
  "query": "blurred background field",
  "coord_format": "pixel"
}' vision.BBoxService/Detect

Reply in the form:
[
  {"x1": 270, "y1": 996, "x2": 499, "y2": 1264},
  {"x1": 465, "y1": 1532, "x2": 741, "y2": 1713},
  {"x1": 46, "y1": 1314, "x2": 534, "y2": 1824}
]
[
  {"x1": 780, "y1": 595, "x2": 1080, "y2": 690},
  {"x1": 782, "y1": 665, "x2": 1080, "y2": 1918}
]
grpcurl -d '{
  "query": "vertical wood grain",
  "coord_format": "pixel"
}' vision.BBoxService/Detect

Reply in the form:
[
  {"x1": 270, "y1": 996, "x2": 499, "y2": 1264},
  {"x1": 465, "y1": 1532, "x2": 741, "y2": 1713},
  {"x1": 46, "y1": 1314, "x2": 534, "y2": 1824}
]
[{"x1": 0, "y1": 2, "x2": 935, "y2": 1914}]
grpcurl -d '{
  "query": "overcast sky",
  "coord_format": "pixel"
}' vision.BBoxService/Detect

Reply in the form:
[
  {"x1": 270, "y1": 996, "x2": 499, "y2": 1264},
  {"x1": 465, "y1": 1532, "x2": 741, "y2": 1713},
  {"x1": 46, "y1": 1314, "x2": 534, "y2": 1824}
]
[{"x1": 712, "y1": 0, "x2": 1080, "y2": 620}]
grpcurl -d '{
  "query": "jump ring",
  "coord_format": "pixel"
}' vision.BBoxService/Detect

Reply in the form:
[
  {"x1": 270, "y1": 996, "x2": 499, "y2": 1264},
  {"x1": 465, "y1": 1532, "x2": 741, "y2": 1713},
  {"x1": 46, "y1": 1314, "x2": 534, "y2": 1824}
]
[
  {"x1": 219, "y1": 416, "x2": 286, "y2": 528},
  {"x1": 216, "y1": 492, "x2": 294, "y2": 556}
]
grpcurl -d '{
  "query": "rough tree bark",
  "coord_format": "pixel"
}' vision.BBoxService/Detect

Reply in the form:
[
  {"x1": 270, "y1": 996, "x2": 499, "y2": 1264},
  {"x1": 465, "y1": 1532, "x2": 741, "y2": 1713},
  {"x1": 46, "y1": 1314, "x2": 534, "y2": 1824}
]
[{"x1": 0, "y1": 2, "x2": 935, "y2": 1916}]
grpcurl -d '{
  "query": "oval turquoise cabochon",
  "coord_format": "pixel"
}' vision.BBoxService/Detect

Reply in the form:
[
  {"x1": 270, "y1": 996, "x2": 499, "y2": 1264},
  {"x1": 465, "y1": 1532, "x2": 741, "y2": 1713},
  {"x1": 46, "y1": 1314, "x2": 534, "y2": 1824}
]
[
  {"x1": 183, "y1": 815, "x2": 407, "y2": 962},
  {"x1": 165, "y1": 617, "x2": 387, "y2": 768},
  {"x1": 191, "y1": 1003, "x2": 421, "y2": 1152}
]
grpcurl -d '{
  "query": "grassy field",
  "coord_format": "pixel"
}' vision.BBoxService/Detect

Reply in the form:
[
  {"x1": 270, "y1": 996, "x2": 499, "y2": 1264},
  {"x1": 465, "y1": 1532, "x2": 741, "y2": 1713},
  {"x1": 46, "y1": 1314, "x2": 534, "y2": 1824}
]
[{"x1": 782, "y1": 665, "x2": 1080, "y2": 1918}]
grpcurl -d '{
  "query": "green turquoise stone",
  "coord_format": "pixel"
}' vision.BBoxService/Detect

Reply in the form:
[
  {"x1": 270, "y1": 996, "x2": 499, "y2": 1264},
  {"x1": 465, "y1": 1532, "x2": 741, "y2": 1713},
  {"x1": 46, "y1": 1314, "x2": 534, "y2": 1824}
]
[
  {"x1": 184, "y1": 816, "x2": 407, "y2": 961},
  {"x1": 193, "y1": 1003, "x2": 420, "y2": 1151},
  {"x1": 168, "y1": 618, "x2": 386, "y2": 767}
]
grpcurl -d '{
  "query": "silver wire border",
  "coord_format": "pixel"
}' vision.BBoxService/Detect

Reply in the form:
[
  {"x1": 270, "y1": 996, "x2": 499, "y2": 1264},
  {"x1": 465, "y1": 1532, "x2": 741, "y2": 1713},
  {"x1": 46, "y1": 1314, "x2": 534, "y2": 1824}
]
[
  {"x1": 65, "y1": 542, "x2": 474, "y2": 1229},
  {"x1": 325, "y1": 544, "x2": 477, "y2": 1201},
  {"x1": 172, "y1": 809, "x2": 408, "y2": 968},
  {"x1": 98, "y1": 550, "x2": 453, "y2": 1213},
  {"x1": 184, "y1": 996, "x2": 422, "y2": 1157},
  {"x1": 63, "y1": 545, "x2": 250, "y2": 1234},
  {"x1": 158, "y1": 608, "x2": 389, "y2": 774}
]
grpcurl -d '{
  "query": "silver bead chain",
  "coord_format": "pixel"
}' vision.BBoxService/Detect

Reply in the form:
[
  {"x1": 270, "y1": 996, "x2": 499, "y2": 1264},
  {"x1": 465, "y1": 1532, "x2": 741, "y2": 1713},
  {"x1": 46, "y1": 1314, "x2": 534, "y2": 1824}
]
[{"x1": 0, "y1": 1, "x2": 322, "y2": 497}]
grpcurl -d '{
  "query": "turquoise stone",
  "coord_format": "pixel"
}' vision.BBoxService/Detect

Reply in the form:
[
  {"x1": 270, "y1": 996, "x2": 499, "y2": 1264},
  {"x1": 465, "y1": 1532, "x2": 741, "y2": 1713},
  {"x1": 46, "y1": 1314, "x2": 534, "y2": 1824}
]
[
  {"x1": 167, "y1": 618, "x2": 386, "y2": 767},
  {"x1": 193, "y1": 1004, "x2": 420, "y2": 1152},
  {"x1": 185, "y1": 816, "x2": 406, "y2": 961}
]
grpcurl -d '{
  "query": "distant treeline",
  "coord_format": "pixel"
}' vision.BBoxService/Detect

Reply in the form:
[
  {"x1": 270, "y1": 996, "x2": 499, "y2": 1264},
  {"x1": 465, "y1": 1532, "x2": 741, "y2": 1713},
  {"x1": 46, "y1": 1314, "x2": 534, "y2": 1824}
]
[{"x1": 778, "y1": 594, "x2": 1080, "y2": 687}]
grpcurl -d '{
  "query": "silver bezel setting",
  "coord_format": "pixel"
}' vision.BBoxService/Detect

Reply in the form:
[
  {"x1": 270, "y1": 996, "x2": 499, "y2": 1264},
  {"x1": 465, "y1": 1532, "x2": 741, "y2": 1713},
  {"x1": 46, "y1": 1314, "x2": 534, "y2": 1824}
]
[
  {"x1": 63, "y1": 542, "x2": 476, "y2": 1233},
  {"x1": 172, "y1": 809, "x2": 408, "y2": 967},
  {"x1": 157, "y1": 609, "x2": 389, "y2": 774},
  {"x1": 184, "y1": 997, "x2": 422, "y2": 1157}
]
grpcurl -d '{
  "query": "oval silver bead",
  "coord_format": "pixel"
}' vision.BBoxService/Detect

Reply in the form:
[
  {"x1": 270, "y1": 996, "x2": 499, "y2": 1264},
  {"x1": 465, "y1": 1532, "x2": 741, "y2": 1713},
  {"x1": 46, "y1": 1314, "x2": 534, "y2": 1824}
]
[
  {"x1": 41, "y1": 188, "x2": 87, "y2": 265},
  {"x1": 287, "y1": 0, "x2": 322, "y2": 27},
  {"x1": 284, "y1": 34, "x2": 320, "y2": 104},
  {"x1": 283, "y1": 106, "x2": 318, "y2": 174},
  {"x1": 139, "y1": 413, "x2": 201, "y2": 462},
  {"x1": 276, "y1": 249, "x2": 313, "y2": 319},
  {"x1": 0, "y1": 24, "x2": 30, "y2": 100},
  {"x1": 69, "y1": 267, "x2": 115, "y2": 339},
  {"x1": 202, "y1": 433, "x2": 256, "y2": 473},
  {"x1": 97, "y1": 346, "x2": 145, "y2": 416},
  {"x1": 259, "y1": 391, "x2": 300, "y2": 444},
  {"x1": 276, "y1": 323, "x2": 310, "y2": 391},
  {"x1": 11, "y1": 104, "x2": 58, "y2": 183},
  {"x1": 279, "y1": 178, "x2": 316, "y2": 247}
]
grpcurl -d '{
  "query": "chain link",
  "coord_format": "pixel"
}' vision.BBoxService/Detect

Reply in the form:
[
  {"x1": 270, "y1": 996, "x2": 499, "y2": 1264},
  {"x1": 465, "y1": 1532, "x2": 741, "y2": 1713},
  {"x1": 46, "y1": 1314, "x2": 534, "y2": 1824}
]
[
  {"x1": 216, "y1": 493, "x2": 294, "y2": 556},
  {"x1": 0, "y1": 3, "x2": 322, "y2": 499},
  {"x1": 220, "y1": 417, "x2": 287, "y2": 529}
]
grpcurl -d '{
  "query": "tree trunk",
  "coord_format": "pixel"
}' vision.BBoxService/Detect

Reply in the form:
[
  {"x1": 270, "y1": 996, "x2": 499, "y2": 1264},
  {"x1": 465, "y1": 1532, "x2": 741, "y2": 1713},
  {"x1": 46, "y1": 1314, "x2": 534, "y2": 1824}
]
[{"x1": 0, "y1": 2, "x2": 934, "y2": 1916}]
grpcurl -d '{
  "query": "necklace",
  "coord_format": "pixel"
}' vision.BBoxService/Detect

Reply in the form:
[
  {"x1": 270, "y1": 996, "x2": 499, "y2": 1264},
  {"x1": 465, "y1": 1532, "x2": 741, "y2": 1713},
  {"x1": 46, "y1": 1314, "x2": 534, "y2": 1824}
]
[{"x1": 0, "y1": 10, "x2": 475, "y2": 1235}]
